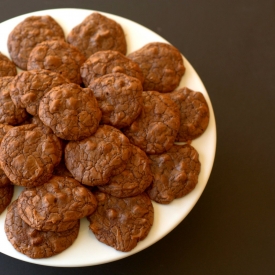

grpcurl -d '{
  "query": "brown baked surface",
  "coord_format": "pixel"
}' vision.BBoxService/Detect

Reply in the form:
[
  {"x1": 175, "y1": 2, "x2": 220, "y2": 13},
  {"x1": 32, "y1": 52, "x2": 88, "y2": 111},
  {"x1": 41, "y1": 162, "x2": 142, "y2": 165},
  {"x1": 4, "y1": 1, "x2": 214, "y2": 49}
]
[
  {"x1": 169, "y1": 87, "x2": 210, "y2": 142},
  {"x1": 128, "y1": 42, "x2": 185, "y2": 92},
  {"x1": 5, "y1": 200, "x2": 80, "y2": 259},
  {"x1": 8, "y1": 16, "x2": 65, "y2": 70},
  {"x1": 0, "y1": 52, "x2": 17, "y2": 77},
  {"x1": 80, "y1": 50, "x2": 144, "y2": 87},
  {"x1": 27, "y1": 40, "x2": 86, "y2": 84},
  {"x1": 88, "y1": 72, "x2": 143, "y2": 128},
  {"x1": 98, "y1": 144, "x2": 153, "y2": 198},
  {"x1": 67, "y1": 12, "x2": 127, "y2": 58},
  {"x1": 0, "y1": 185, "x2": 13, "y2": 214},
  {"x1": 0, "y1": 76, "x2": 28, "y2": 125},
  {"x1": 123, "y1": 91, "x2": 180, "y2": 154},
  {"x1": 38, "y1": 83, "x2": 102, "y2": 141},
  {"x1": 65, "y1": 125, "x2": 132, "y2": 186},
  {"x1": 147, "y1": 144, "x2": 201, "y2": 204},
  {"x1": 17, "y1": 176, "x2": 97, "y2": 232},
  {"x1": 9, "y1": 69, "x2": 70, "y2": 116},
  {"x1": 87, "y1": 191, "x2": 154, "y2": 252},
  {"x1": 0, "y1": 124, "x2": 62, "y2": 187}
]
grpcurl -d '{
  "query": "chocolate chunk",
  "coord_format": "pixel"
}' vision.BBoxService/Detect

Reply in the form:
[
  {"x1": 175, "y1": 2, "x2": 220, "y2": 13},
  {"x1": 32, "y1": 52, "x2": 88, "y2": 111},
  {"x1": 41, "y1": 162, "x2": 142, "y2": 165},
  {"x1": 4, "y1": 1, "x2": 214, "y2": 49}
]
[
  {"x1": 65, "y1": 125, "x2": 132, "y2": 186},
  {"x1": 5, "y1": 200, "x2": 80, "y2": 258},
  {"x1": 169, "y1": 87, "x2": 210, "y2": 142},
  {"x1": 17, "y1": 176, "x2": 97, "y2": 232},
  {"x1": 27, "y1": 40, "x2": 86, "y2": 84},
  {"x1": 0, "y1": 185, "x2": 13, "y2": 214},
  {"x1": 8, "y1": 16, "x2": 65, "y2": 70},
  {"x1": 38, "y1": 83, "x2": 102, "y2": 141},
  {"x1": 87, "y1": 192, "x2": 154, "y2": 252},
  {"x1": 88, "y1": 73, "x2": 143, "y2": 128},
  {"x1": 80, "y1": 50, "x2": 144, "y2": 87},
  {"x1": 67, "y1": 12, "x2": 127, "y2": 58},
  {"x1": 0, "y1": 124, "x2": 62, "y2": 187},
  {"x1": 128, "y1": 42, "x2": 185, "y2": 92},
  {"x1": 123, "y1": 91, "x2": 180, "y2": 154},
  {"x1": 0, "y1": 52, "x2": 17, "y2": 77},
  {"x1": 99, "y1": 144, "x2": 153, "y2": 197},
  {"x1": 0, "y1": 76, "x2": 28, "y2": 125},
  {"x1": 147, "y1": 144, "x2": 201, "y2": 204}
]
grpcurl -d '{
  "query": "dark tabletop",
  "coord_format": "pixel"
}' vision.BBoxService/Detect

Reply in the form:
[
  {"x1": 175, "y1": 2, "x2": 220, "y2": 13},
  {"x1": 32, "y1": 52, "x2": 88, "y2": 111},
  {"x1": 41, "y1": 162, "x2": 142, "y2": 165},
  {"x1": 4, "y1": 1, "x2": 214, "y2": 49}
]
[{"x1": 0, "y1": 0, "x2": 274, "y2": 274}]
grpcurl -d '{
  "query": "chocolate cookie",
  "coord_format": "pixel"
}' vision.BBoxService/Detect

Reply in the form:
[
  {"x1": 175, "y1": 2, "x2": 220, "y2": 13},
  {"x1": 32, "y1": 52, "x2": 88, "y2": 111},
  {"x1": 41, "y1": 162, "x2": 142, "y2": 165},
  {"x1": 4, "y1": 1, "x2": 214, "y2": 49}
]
[
  {"x1": 0, "y1": 52, "x2": 17, "y2": 77},
  {"x1": 88, "y1": 73, "x2": 143, "y2": 128},
  {"x1": 0, "y1": 124, "x2": 62, "y2": 187},
  {"x1": 53, "y1": 159, "x2": 73, "y2": 178},
  {"x1": 5, "y1": 200, "x2": 80, "y2": 259},
  {"x1": 27, "y1": 40, "x2": 86, "y2": 84},
  {"x1": 169, "y1": 87, "x2": 210, "y2": 142},
  {"x1": 87, "y1": 192, "x2": 154, "y2": 252},
  {"x1": 0, "y1": 124, "x2": 13, "y2": 187},
  {"x1": 147, "y1": 144, "x2": 201, "y2": 204},
  {"x1": 128, "y1": 42, "x2": 185, "y2": 92},
  {"x1": 9, "y1": 69, "x2": 70, "y2": 116},
  {"x1": 8, "y1": 16, "x2": 65, "y2": 70},
  {"x1": 80, "y1": 50, "x2": 144, "y2": 87},
  {"x1": 98, "y1": 144, "x2": 152, "y2": 198},
  {"x1": 38, "y1": 83, "x2": 102, "y2": 141},
  {"x1": 0, "y1": 185, "x2": 13, "y2": 214},
  {"x1": 67, "y1": 12, "x2": 127, "y2": 58},
  {"x1": 123, "y1": 91, "x2": 180, "y2": 154},
  {"x1": 0, "y1": 76, "x2": 28, "y2": 125},
  {"x1": 17, "y1": 176, "x2": 97, "y2": 232},
  {"x1": 65, "y1": 125, "x2": 132, "y2": 186}
]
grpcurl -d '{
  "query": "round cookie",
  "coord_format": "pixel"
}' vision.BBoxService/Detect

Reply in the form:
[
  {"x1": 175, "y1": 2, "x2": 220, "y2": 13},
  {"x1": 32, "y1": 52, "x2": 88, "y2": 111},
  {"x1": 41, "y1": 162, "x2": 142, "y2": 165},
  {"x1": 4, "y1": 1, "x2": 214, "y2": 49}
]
[
  {"x1": 0, "y1": 124, "x2": 62, "y2": 187},
  {"x1": 0, "y1": 185, "x2": 14, "y2": 214},
  {"x1": 8, "y1": 15, "x2": 65, "y2": 70},
  {"x1": 98, "y1": 144, "x2": 153, "y2": 198},
  {"x1": 38, "y1": 83, "x2": 102, "y2": 141},
  {"x1": 17, "y1": 176, "x2": 97, "y2": 232},
  {"x1": 67, "y1": 12, "x2": 127, "y2": 58},
  {"x1": 169, "y1": 87, "x2": 210, "y2": 142},
  {"x1": 147, "y1": 144, "x2": 201, "y2": 204},
  {"x1": 87, "y1": 192, "x2": 154, "y2": 252},
  {"x1": 65, "y1": 125, "x2": 132, "y2": 186},
  {"x1": 0, "y1": 52, "x2": 17, "y2": 77},
  {"x1": 9, "y1": 69, "x2": 70, "y2": 116},
  {"x1": 123, "y1": 91, "x2": 180, "y2": 154},
  {"x1": 27, "y1": 40, "x2": 86, "y2": 84},
  {"x1": 88, "y1": 73, "x2": 143, "y2": 128},
  {"x1": 0, "y1": 124, "x2": 13, "y2": 187},
  {"x1": 0, "y1": 76, "x2": 28, "y2": 125},
  {"x1": 128, "y1": 42, "x2": 185, "y2": 93},
  {"x1": 80, "y1": 50, "x2": 144, "y2": 87},
  {"x1": 5, "y1": 200, "x2": 80, "y2": 259}
]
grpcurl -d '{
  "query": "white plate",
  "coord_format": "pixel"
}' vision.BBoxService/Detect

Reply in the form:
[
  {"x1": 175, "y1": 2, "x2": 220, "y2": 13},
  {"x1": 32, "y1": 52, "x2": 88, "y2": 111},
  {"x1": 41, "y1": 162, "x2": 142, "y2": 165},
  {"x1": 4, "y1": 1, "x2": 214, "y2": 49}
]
[{"x1": 0, "y1": 8, "x2": 216, "y2": 267}]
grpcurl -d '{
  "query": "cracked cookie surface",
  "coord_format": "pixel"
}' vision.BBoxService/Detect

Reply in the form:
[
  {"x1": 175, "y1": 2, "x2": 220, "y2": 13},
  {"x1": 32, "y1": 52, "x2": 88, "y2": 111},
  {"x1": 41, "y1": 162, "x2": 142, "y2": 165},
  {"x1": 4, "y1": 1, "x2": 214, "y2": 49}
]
[
  {"x1": 5, "y1": 200, "x2": 80, "y2": 259},
  {"x1": 147, "y1": 144, "x2": 201, "y2": 204},
  {"x1": 8, "y1": 16, "x2": 65, "y2": 70},
  {"x1": 17, "y1": 176, "x2": 97, "y2": 232},
  {"x1": 27, "y1": 40, "x2": 86, "y2": 84},
  {"x1": 67, "y1": 12, "x2": 127, "y2": 58},
  {"x1": 39, "y1": 83, "x2": 102, "y2": 141},
  {"x1": 80, "y1": 50, "x2": 144, "y2": 87},
  {"x1": 128, "y1": 42, "x2": 185, "y2": 93},
  {"x1": 65, "y1": 125, "x2": 132, "y2": 186},
  {"x1": 169, "y1": 87, "x2": 210, "y2": 142},
  {"x1": 123, "y1": 91, "x2": 180, "y2": 154},
  {"x1": 0, "y1": 185, "x2": 14, "y2": 214},
  {"x1": 0, "y1": 124, "x2": 62, "y2": 187},
  {"x1": 88, "y1": 73, "x2": 143, "y2": 128},
  {"x1": 0, "y1": 53, "x2": 17, "y2": 77},
  {"x1": 87, "y1": 191, "x2": 154, "y2": 252}
]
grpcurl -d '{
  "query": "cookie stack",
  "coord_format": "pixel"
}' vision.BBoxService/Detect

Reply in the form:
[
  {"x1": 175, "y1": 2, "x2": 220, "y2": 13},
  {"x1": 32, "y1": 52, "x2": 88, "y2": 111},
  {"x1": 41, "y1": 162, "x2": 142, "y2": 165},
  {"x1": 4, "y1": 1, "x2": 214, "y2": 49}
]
[{"x1": 0, "y1": 11, "x2": 210, "y2": 258}]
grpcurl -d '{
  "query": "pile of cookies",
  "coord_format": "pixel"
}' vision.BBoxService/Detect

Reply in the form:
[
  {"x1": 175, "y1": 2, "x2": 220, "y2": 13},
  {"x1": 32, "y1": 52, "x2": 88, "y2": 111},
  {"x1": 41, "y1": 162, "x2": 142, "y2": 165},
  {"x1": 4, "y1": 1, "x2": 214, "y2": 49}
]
[{"x1": 0, "y1": 12, "x2": 209, "y2": 258}]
